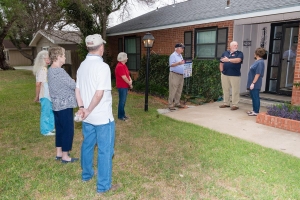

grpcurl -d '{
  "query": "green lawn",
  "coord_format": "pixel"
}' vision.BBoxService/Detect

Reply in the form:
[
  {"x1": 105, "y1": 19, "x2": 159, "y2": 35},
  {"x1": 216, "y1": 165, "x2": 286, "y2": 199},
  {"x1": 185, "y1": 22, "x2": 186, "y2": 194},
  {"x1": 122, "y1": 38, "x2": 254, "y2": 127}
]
[{"x1": 1, "y1": 70, "x2": 300, "y2": 200}]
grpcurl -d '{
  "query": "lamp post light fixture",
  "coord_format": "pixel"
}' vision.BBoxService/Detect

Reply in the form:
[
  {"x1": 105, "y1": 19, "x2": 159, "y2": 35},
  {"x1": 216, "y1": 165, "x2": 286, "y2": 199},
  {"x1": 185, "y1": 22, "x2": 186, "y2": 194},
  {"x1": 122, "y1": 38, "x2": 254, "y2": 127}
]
[{"x1": 142, "y1": 32, "x2": 155, "y2": 111}]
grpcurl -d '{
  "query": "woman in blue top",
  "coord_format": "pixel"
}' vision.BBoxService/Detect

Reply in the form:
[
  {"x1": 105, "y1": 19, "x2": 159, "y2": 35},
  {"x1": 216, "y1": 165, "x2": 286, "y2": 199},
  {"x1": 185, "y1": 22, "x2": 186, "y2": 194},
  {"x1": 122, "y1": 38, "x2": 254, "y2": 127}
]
[{"x1": 246, "y1": 47, "x2": 266, "y2": 116}]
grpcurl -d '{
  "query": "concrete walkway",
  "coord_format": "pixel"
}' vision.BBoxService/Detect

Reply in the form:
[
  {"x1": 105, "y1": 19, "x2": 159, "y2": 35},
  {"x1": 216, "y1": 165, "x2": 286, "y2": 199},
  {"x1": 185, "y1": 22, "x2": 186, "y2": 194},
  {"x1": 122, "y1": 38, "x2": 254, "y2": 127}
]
[
  {"x1": 162, "y1": 102, "x2": 300, "y2": 158},
  {"x1": 14, "y1": 66, "x2": 33, "y2": 70}
]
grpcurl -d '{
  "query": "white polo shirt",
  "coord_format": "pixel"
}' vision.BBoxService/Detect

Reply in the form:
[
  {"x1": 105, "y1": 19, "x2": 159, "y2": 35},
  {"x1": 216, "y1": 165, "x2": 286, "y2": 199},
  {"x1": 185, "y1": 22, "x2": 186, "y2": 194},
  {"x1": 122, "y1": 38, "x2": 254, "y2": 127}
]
[{"x1": 76, "y1": 55, "x2": 114, "y2": 125}]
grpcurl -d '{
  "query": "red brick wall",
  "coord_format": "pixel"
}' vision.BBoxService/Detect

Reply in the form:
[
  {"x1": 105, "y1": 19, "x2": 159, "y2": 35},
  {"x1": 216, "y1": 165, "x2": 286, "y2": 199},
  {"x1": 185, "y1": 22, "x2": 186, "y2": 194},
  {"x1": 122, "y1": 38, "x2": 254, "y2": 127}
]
[
  {"x1": 291, "y1": 22, "x2": 300, "y2": 105},
  {"x1": 107, "y1": 20, "x2": 234, "y2": 69},
  {"x1": 256, "y1": 112, "x2": 300, "y2": 133}
]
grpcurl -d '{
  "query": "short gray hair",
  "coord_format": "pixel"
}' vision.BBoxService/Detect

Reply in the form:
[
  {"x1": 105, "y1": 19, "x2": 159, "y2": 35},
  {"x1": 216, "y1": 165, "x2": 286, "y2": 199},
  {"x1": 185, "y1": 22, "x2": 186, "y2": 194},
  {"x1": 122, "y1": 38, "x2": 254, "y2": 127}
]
[
  {"x1": 87, "y1": 44, "x2": 101, "y2": 52},
  {"x1": 117, "y1": 52, "x2": 128, "y2": 62}
]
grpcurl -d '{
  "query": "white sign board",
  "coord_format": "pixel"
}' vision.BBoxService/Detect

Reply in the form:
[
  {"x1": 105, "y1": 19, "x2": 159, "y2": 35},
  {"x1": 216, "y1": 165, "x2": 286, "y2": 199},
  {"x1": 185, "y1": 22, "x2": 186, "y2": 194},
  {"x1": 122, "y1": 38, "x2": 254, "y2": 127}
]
[{"x1": 183, "y1": 62, "x2": 192, "y2": 78}]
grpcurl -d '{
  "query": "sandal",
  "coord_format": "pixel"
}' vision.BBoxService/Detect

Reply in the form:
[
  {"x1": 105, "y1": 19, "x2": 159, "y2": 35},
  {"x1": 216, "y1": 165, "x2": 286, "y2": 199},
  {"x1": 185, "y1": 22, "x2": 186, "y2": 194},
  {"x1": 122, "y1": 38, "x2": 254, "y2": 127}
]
[{"x1": 248, "y1": 112, "x2": 257, "y2": 116}]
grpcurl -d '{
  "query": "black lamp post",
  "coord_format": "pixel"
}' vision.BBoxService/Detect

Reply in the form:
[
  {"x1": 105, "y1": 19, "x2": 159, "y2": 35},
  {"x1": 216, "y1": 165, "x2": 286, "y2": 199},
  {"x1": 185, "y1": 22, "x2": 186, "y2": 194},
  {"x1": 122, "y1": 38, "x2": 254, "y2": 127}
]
[{"x1": 142, "y1": 32, "x2": 155, "y2": 111}]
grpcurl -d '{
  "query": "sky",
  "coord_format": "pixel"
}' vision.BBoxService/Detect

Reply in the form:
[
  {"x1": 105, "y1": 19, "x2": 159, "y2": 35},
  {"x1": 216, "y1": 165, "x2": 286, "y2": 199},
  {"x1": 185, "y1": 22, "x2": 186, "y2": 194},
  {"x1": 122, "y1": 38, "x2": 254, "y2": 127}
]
[{"x1": 108, "y1": 0, "x2": 187, "y2": 27}]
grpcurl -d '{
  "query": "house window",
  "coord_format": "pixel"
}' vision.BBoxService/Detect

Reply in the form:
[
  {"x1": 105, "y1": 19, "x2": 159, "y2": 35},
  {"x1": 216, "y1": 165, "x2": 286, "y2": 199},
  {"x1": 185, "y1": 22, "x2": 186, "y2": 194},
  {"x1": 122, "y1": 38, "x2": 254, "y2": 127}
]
[
  {"x1": 124, "y1": 37, "x2": 141, "y2": 71},
  {"x1": 42, "y1": 46, "x2": 49, "y2": 51},
  {"x1": 4, "y1": 50, "x2": 9, "y2": 61},
  {"x1": 184, "y1": 31, "x2": 192, "y2": 60},
  {"x1": 118, "y1": 38, "x2": 123, "y2": 53},
  {"x1": 195, "y1": 28, "x2": 228, "y2": 59}
]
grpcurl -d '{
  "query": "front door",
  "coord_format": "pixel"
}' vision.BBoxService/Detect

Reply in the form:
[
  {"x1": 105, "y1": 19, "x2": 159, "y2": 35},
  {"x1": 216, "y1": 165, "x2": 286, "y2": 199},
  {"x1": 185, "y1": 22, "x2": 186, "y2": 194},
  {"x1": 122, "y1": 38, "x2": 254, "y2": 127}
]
[{"x1": 266, "y1": 22, "x2": 299, "y2": 95}]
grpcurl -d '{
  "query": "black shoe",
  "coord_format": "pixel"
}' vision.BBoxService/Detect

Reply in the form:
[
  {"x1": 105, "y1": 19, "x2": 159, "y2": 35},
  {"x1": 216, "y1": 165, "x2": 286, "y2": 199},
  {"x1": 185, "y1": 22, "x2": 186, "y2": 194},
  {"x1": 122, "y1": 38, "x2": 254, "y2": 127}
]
[
  {"x1": 219, "y1": 104, "x2": 230, "y2": 108},
  {"x1": 55, "y1": 152, "x2": 70, "y2": 160},
  {"x1": 61, "y1": 158, "x2": 79, "y2": 163}
]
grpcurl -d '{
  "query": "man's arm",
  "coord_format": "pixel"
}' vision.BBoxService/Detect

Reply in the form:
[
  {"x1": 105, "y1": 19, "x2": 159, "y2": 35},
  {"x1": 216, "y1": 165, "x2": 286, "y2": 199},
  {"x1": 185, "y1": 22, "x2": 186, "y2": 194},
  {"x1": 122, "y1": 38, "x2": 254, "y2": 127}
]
[
  {"x1": 75, "y1": 88, "x2": 85, "y2": 117},
  {"x1": 219, "y1": 63, "x2": 224, "y2": 72},
  {"x1": 229, "y1": 58, "x2": 242, "y2": 63},
  {"x1": 83, "y1": 90, "x2": 104, "y2": 119},
  {"x1": 170, "y1": 60, "x2": 185, "y2": 67},
  {"x1": 221, "y1": 56, "x2": 242, "y2": 63}
]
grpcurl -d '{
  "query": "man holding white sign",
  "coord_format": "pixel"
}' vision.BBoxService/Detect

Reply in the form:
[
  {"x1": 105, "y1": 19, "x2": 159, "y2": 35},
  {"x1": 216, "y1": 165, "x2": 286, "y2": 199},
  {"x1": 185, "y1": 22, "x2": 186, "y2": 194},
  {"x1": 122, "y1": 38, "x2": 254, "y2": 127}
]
[{"x1": 168, "y1": 43, "x2": 186, "y2": 110}]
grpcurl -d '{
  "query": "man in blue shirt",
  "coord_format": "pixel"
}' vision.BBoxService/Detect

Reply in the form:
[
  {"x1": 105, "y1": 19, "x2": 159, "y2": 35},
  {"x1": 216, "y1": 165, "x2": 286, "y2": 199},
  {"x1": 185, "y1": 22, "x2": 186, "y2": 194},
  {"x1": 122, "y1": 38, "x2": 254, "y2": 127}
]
[
  {"x1": 168, "y1": 43, "x2": 186, "y2": 110},
  {"x1": 219, "y1": 41, "x2": 244, "y2": 110}
]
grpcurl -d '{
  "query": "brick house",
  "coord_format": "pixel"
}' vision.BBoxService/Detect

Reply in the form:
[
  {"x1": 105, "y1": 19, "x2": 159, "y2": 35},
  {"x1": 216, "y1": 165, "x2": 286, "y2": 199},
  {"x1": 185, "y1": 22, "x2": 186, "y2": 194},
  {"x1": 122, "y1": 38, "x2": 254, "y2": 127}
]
[{"x1": 106, "y1": 0, "x2": 300, "y2": 105}]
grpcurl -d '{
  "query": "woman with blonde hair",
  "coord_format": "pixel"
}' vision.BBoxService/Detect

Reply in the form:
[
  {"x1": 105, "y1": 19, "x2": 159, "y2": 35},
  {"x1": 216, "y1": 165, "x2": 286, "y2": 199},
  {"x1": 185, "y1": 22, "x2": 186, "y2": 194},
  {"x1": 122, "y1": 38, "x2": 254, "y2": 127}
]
[{"x1": 33, "y1": 50, "x2": 55, "y2": 136}]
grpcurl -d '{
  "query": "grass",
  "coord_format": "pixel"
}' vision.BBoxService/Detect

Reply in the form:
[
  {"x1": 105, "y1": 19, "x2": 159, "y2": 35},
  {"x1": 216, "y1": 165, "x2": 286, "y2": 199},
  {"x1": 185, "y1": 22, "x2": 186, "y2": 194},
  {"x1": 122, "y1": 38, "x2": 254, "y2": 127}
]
[{"x1": 1, "y1": 70, "x2": 300, "y2": 199}]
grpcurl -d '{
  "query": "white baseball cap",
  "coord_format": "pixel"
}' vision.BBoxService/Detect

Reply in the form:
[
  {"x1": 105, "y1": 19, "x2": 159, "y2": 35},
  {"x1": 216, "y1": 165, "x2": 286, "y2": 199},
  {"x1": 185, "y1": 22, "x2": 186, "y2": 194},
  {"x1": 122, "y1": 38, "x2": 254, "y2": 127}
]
[{"x1": 85, "y1": 34, "x2": 106, "y2": 47}]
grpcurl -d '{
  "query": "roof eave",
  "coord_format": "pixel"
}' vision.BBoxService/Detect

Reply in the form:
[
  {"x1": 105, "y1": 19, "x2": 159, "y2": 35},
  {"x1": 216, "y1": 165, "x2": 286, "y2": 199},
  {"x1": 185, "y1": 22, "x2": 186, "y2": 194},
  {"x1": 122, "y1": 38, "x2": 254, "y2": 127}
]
[
  {"x1": 107, "y1": 6, "x2": 300, "y2": 36},
  {"x1": 29, "y1": 30, "x2": 55, "y2": 47}
]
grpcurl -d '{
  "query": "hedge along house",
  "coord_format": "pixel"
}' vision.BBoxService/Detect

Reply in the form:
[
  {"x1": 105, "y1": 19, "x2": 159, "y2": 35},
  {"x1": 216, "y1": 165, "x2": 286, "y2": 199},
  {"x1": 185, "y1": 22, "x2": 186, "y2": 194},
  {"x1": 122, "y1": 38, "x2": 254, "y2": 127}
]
[
  {"x1": 29, "y1": 30, "x2": 82, "y2": 79},
  {"x1": 106, "y1": 0, "x2": 300, "y2": 105}
]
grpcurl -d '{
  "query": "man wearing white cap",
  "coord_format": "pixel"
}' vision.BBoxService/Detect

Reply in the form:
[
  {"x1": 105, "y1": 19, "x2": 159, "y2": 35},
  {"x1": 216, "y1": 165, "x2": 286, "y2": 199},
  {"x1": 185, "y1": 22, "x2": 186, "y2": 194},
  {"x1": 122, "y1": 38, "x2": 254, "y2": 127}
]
[{"x1": 75, "y1": 34, "x2": 118, "y2": 194}]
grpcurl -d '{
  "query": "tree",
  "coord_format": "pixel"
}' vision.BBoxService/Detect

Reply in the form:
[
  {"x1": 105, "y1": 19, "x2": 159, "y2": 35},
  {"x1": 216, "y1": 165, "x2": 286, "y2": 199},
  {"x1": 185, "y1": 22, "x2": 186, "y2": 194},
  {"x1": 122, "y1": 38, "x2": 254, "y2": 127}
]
[
  {"x1": 8, "y1": 0, "x2": 64, "y2": 64},
  {"x1": 59, "y1": 0, "x2": 156, "y2": 59},
  {"x1": 0, "y1": 0, "x2": 26, "y2": 70}
]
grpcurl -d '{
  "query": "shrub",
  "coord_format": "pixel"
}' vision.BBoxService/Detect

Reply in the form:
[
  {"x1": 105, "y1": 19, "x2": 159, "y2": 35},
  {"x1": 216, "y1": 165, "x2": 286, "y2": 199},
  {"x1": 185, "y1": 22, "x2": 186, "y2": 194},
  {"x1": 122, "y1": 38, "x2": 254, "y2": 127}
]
[
  {"x1": 267, "y1": 103, "x2": 300, "y2": 121},
  {"x1": 186, "y1": 59, "x2": 222, "y2": 102},
  {"x1": 134, "y1": 54, "x2": 222, "y2": 103}
]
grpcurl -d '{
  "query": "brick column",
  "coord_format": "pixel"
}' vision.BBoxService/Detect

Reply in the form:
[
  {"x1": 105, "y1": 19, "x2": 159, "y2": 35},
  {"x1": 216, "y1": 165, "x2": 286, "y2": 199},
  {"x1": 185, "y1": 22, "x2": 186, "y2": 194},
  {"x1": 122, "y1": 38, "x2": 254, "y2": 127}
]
[{"x1": 291, "y1": 23, "x2": 300, "y2": 105}]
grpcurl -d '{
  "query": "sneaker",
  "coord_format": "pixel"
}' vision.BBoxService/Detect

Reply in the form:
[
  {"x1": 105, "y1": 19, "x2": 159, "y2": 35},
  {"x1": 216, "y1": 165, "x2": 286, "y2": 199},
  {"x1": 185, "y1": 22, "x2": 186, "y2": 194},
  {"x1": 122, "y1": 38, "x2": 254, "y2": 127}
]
[
  {"x1": 44, "y1": 132, "x2": 55, "y2": 136},
  {"x1": 248, "y1": 111, "x2": 258, "y2": 116}
]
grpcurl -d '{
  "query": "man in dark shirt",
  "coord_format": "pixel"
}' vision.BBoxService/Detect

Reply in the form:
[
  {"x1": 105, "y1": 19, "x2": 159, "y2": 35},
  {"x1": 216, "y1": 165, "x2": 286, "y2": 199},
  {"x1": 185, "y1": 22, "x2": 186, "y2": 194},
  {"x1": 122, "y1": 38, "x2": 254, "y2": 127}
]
[{"x1": 219, "y1": 41, "x2": 244, "y2": 110}]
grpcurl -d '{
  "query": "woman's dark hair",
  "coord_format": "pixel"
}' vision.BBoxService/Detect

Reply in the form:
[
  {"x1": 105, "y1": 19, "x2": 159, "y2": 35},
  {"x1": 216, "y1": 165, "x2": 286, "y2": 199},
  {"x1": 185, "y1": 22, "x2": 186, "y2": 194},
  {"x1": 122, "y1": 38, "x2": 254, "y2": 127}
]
[{"x1": 255, "y1": 47, "x2": 266, "y2": 58}]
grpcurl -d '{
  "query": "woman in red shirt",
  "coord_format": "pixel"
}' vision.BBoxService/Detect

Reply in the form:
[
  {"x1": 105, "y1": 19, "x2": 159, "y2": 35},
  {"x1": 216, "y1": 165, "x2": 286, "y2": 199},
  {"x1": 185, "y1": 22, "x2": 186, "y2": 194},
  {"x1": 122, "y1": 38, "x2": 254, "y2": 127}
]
[{"x1": 115, "y1": 52, "x2": 133, "y2": 121}]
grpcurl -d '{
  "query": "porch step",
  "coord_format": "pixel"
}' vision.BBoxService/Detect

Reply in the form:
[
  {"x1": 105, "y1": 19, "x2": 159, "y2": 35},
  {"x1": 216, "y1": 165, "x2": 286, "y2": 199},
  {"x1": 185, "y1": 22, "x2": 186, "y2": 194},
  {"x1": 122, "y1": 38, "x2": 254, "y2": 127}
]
[
  {"x1": 239, "y1": 93, "x2": 290, "y2": 107},
  {"x1": 239, "y1": 97, "x2": 282, "y2": 107}
]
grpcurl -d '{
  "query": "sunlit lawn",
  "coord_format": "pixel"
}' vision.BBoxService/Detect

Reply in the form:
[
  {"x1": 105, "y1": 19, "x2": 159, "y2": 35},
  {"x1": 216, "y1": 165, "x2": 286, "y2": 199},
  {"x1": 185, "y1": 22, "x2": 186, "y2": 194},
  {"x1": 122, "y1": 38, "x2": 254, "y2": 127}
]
[{"x1": 1, "y1": 70, "x2": 300, "y2": 200}]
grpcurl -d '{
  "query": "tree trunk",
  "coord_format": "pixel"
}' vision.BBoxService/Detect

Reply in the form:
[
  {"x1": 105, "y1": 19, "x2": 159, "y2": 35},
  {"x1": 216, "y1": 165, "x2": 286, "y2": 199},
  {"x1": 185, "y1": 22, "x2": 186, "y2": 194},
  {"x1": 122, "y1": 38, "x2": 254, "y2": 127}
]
[
  {"x1": 18, "y1": 48, "x2": 34, "y2": 65},
  {"x1": 0, "y1": 44, "x2": 10, "y2": 70}
]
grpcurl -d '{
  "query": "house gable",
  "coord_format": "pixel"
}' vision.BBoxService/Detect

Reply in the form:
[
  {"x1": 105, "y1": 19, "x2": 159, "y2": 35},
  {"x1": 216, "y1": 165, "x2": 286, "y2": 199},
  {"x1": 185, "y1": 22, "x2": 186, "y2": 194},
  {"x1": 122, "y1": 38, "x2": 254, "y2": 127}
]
[{"x1": 29, "y1": 30, "x2": 81, "y2": 47}]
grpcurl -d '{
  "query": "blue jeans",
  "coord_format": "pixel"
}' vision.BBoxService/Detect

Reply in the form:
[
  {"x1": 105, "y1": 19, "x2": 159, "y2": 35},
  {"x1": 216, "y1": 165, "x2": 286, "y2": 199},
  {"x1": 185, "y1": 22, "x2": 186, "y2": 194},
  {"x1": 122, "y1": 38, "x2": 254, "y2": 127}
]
[
  {"x1": 40, "y1": 98, "x2": 54, "y2": 135},
  {"x1": 250, "y1": 89, "x2": 260, "y2": 113},
  {"x1": 118, "y1": 88, "x2": 128, "y2": 119},
  {"x1": 81, "y1": 120, "x2": 115, "y2": 193}
]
